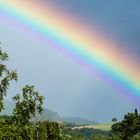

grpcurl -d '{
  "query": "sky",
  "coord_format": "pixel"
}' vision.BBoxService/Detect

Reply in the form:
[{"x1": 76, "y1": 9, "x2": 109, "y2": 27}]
[{"x1": 0, "y1": 0, "x2": 140, "y2": 123}]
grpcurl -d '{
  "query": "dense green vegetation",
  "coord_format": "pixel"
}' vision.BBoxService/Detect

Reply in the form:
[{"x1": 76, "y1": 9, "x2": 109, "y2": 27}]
[
  {"x1": 0, "y1": 115, "x2": 60, "y2": 139},
  {"x1": 0, "y1": 47, "x2": 140, "y2": 140},
  {"x1": 61, "y1": 125, "x2": 111, "y2": 140},
  {"x1": 112, "y1": 109, "x2": 140, "y2": 140}
]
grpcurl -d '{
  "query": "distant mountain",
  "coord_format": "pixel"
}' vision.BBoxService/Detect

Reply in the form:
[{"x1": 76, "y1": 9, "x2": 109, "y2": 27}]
[
  {"x1": 41, "y1": 108, "x2": 61, "y2": 121},
  {"x1": 1, "y1": 100, "x2": 97, "y2": 125},
  {"x1": 40, "y1": 109, "x2": 97, "y2": 125}
]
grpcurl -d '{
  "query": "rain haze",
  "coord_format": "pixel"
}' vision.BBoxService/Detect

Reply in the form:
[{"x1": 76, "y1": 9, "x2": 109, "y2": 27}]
[{"x1": 0, "y1": 0, "x2": 140, "y2": 123}]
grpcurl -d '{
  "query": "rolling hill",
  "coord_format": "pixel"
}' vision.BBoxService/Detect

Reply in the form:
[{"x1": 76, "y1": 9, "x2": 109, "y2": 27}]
[{"x1": 1, "y1": 100, "x2": 97, "y2": 125}]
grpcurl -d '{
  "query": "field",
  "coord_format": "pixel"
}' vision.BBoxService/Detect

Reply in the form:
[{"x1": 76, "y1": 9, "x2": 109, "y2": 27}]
[{"x1": 72, "y1": 123, "x2": 113, "y2": 131}]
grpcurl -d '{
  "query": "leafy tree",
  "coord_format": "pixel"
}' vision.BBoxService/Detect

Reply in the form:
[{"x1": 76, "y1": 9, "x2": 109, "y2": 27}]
[
  {"x1": 0, "y1": 47, "x2": 17, "y2": 111},
  {"x1": 12, "y1": 85, "x2": 44, "y2": 139},
  {"x1": 112, "y1": 109, "x2": 140, "y2": 140},
  {"x1": 0, "y1": 118, "x2": 22, "y2": 139},
  {"x1": 36, "y1": 121, "x2": 60, "y2": 140}
]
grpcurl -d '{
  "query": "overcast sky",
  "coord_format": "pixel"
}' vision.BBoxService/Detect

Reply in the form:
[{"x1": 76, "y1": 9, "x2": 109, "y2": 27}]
[{"x1": 0, "y1": 0, "x2": 140, "y2": 122}]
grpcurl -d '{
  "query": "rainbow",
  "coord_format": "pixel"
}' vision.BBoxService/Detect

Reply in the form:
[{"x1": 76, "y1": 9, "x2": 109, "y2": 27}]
[{"x1": 0, "y1": 0, "x2": 140, "y2": 105}]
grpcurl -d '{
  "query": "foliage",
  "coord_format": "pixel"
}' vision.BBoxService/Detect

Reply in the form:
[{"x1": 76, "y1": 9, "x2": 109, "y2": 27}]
[
  {"x1": 11, "y1": 85, "x2": 44, "y2": 139},
  {"x1": 12, "y1": 85, "x2": 44, "y2": 125},
  {"x1": 0, "y1": 116, "x2": 61, "y2": 140},
  {"x1": 112, "y1": 109, "x2": 140, "y2": 140},
  {"x1": 0, "y1": 116, "x2": 22, "y2": 139},
  {"x1": 35, "y1": 121, "x2": 60, "y2": 140},
  {"x1": 0, "y1": 47, "x2": 17, "y2": 112}
]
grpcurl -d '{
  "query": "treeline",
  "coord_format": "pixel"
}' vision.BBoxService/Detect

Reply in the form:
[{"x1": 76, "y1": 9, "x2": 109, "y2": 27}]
[
  {"x1": 0, "y1": 117, "x2": 60, "y2": 139},
  {"x1": 61, "y1": 126, "x2": 111, "y2": 140}
]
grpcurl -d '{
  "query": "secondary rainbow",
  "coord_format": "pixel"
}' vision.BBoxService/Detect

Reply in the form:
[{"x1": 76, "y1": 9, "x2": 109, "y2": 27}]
[{"x1": 0, "y1": 0, "x2": 140, "y2": 104}]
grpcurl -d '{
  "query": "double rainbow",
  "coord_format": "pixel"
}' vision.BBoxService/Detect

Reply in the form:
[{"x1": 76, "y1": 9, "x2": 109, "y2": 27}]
[{"x1": 0, "y1": 0, "x2": 140, "y2": 105}]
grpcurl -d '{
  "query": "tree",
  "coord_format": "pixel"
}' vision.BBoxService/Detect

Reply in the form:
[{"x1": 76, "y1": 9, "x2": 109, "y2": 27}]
[
  {"x1": 12, "y1": 85, "x2": 44, "y2": 139},
  {"x1": 36, "y1": 121, "x2": 60, "y2": 140},
  {"x1": 0, "y1": 47, "x2": 17, "y2": 112},
  {"x1": 112, "y1": 117, "x2": 117, "y2": 122},
  {"x1": 112, "y1": 109, "x2": 140, "y2": 140}
]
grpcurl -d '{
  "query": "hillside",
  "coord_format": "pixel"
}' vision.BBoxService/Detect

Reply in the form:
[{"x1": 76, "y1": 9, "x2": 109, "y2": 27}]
[{"x1": 1, "y1": 100, "x2": 97, "y2": 125}]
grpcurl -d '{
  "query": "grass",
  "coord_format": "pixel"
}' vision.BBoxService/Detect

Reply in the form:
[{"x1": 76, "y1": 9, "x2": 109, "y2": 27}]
[{"x1": 72, "y1": 123, "x2": 113, "y2": 131}]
